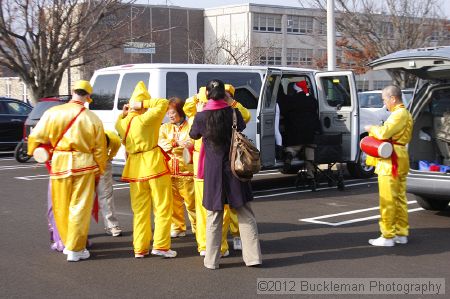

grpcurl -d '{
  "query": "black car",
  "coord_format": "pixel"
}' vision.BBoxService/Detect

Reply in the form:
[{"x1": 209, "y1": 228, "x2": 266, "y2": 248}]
[
  {"x1": 14, "y1": 96, "x2": 69, "y2": 162},
  {"x1": 0, "y1": 97, "x2": 32, "y2": 151}
]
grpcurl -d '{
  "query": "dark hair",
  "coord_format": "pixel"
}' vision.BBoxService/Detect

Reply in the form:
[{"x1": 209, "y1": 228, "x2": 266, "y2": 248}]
[
  {"x1": 206, "y1": 79, "x2": 225, "y2": 100},
  {"x1": 74, "y1": 89, "x2": 88, "y2": 96},
  {"x1": 168, "y1": 97, "x2": 186, "y2": 119}
]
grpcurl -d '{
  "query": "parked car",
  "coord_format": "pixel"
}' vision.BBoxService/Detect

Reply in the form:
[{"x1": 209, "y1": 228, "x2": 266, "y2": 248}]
[
  {"x1": 14, "y1": 96, "x2": 69, "y2": 162},
  {"x1": 0, "y1": 97, "x2": 32, "y2": 152},
  {"x1": 368, "y1": 46, "x2": 450, "y2": 210}
]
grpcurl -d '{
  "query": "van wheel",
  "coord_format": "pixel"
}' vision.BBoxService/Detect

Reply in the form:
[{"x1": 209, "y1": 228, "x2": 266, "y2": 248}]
[
  {"x1": 415, "y1": 195, "x2": 450, "y2": 211},
  {"x1": 14, "y1": 141, "x2": 31, "y2": 163},
  {"x1": 347, "y1": 150, "x2": 375, "y2": 179}
]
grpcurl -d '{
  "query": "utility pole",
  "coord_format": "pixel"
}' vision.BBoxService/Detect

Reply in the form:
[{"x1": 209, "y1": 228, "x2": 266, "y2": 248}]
[{"x1": 327, "y1": 0, "x2": 336, "y2": 71}]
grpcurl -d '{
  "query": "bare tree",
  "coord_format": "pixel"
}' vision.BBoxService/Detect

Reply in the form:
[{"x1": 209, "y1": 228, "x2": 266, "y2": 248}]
[
  {"x1": 0, "y1": 0, "x2": 136, "y2": 103},
  {"x1": 300, "y1": 0, "x2": 449, "y2": 87}
]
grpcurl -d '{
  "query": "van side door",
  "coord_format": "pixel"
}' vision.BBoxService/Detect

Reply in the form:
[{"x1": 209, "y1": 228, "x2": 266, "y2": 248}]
[
  {"x1": 314, "y1": 71, "x2": 359, "y2": 162},
  {"x1": 257, "y1": 69, "x2": 282, "y2": 168}
]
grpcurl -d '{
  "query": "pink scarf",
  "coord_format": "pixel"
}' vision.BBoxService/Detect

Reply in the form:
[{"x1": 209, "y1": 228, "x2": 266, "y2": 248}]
[{"x1": 197, "y1": 99, "x2": 228, "y2": 179}]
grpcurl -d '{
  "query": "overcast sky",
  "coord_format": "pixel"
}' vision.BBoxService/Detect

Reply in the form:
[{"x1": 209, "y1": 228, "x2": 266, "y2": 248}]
[{"x1": 142, "y1": 0, "x2": 449, "y2": 17}]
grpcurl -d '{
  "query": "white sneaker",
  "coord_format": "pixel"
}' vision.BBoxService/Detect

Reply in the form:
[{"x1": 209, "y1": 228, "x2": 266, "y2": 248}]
[
  {"x1": 151, "y1": 249, "x2": 177, "y2": 258},
  {"x1": 233, "y1": 237, "x2": 242, "y2": 250},
  {"x1": 63, "y1": 248, "x2": 69, "y2": 255},
  {"x1": 394, "y1": 236, "x2": 408, "y2": 244},
  {"x1": 134, "y1": 252, "x2": 149, "y2": 258},
  {"x1": 221, "y1": 250, "x2": 229, "y2": 257},
  {"x1": 199, "y1": 250, "x2": 206, "y2": 256},
  {"x1": 106, "y1": 226, "x2": 122, "y2": 237},
  {"x1": 66, "y1": 249, "x2": 90, "y2": 262},
  {"x1": 170, "y1": 231, "x2": 186, "y2": 238},
  {"x1": 368, "y1": 236, "x2": 395, "y2": 247}
]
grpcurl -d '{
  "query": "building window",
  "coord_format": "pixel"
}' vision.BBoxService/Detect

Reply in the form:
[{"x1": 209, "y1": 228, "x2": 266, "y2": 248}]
[
  {"x1": 286, "y1": 48, "x2": 313, "y2": 66},
  {"x1": 287, "y1": 15, "x2": 313, "y2": 34},
  {"x1": 253, "y1": 14, "x2": 282, "y2": 33},
  {"x1": 373, "y1": 80, "x2": 392, "y2": 90},
  {"x1": 256, "y1": 48, "x2": 282, "y2": 66},
  {"x1": 6, "y1": 79, "x2": 11, "y2": 97},
  {"x1": 22, "y1": 83, "x2": 28, "y2": 102},
  {"x1": 317, "y1": 19, "x2": 326, "y2": 35}
]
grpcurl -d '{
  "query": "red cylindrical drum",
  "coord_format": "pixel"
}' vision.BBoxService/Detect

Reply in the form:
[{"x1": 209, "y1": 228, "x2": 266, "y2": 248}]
[{"x1": 360, "y1": 136, "x2": 393, "y2": 158}]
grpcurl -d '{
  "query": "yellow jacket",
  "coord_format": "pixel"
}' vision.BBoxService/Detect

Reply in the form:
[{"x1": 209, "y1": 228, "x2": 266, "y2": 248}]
[
  {"x1": 105, "y1": 130, "x2": 121, "y2": 161},
  {"x1": 183, "y1": 95, "x2": 251, "y2": 153},
  {"x1": 367, "y1": 104, "x2": 413, "y2": 176},
  {"x1": 27, "y1": 102, "x2": 107, "y2": 178},
  {"x1": 158, "y1": 119, "x2": 194, "y2": 177},
  {"x1": 115, "y1": 98, "x2": 169, "y2": 182}
]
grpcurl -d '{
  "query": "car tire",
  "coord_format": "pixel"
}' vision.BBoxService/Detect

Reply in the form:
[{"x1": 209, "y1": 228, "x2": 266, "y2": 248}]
[
  {"x1": 415, "y1": 195, "x2": 450, "y2": 211},
  {"x1": 347, "y1": 151, "x2": 375, "y2": 179},
  {"x1": 14, "y1": 141, "x2": 31, "y2": 163}
]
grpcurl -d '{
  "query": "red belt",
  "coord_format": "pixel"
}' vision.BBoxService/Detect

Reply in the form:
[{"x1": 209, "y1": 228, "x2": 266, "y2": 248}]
[{"x1": 389, "y1": 141, "x2": 405, "y2": 178}]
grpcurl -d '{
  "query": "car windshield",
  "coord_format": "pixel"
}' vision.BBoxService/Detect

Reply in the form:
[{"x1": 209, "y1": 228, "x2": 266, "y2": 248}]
[{"x1": 359, "y1": 92, "x2": 383, "y2": 108}]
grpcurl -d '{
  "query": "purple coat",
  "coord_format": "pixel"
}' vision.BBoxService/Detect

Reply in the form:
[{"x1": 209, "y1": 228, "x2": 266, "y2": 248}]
[{"x1": 190, "y1": 107, "x2": 254, "y2": 211}]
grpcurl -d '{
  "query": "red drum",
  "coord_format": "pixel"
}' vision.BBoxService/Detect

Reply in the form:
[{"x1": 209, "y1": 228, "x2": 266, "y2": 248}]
[
  {"x1": 183, "y1": 146, "x2": 194, "y2": 164},
  {"x1": 33, "y1": 145, "x2": 52, "y2": 163},
  {"x1": 360, "y1": 136, "x2": 393, "y2": 158}
]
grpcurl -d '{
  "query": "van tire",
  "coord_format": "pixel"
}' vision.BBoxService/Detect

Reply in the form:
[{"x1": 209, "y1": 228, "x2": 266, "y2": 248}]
[{"x1": 415, "y1": 195, "x2": 449, "y2": 211}]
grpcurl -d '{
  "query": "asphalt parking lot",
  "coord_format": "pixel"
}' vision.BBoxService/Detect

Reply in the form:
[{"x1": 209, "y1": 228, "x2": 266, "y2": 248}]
[{"x1": 1, "y1": 155, "x2": 449, "y2": 298}]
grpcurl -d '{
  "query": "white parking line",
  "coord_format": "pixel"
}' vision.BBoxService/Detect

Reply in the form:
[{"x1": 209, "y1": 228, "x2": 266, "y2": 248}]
[
  {"x1": 254, "y1": 180, "x2": 378, "y2": 199},
  {"x1": 15, "y1": 174, "x2": 49, "y2": 180},
  {"x1": 0, "y1": 164, "x2": 44, "y2": 171},
  {"x1": 300, "y1": 201, "x2": 423, "y2": 226}
]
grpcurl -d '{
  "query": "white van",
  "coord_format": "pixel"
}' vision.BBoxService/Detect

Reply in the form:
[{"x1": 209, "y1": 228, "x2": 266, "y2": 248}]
[{"x1": 89, "y1": 64, "x2": 360, "y2": 175}]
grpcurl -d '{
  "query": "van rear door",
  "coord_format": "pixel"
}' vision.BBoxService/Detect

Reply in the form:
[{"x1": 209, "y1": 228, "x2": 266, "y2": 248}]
[
  {"x1": 314, "y1": 71, "x2": 359, "y2": 162},
  {"x1": 257, "y1": 69, "x2": 282, "y2": 168}
]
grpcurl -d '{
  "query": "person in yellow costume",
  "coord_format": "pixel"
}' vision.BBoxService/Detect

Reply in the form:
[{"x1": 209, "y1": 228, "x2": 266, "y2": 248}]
[
  {"x1": 28, "y1": 80, "x2": 107, "y2": 262},
  {"x1": 115, "y1": 81, "x2": 176, "y2": 258},
  {"x1": 158, "y1": 97, "x2": 196, "y2": 238},
  {"x1": 184, "y1": 84, "x2": 250, "y2": 256},
  {"x1": 365, "y1": 85, "x2": 413, "y2": 247}
]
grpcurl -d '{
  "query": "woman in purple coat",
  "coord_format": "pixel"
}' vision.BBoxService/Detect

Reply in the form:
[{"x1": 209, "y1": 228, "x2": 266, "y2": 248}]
[{"x1": 190, "y1": 79, "x2": 262, "y2": 269}]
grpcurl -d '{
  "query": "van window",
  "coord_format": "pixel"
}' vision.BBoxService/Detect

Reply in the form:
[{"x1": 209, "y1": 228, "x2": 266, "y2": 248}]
[
  {"x1": 90, "y1": 74, "x2": 120, "y2": 110},
  {"x1": 166, "y1": 72, "x2": 189, "y2": 100},
  {"x1": 117, "y1": 73, "x2": 150, "y2": 109},
  {"x1": 197, "y1": 72, "x2": 262, "y2": 109},
  {"x1": 320, "y1": 76, "x2": 352, "y2": 108}
]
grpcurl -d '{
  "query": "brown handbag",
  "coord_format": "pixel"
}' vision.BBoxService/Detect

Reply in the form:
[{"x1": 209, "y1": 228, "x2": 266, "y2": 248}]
[{"x1": 229, "y1": 109, "x2": 261, "y2": 181}]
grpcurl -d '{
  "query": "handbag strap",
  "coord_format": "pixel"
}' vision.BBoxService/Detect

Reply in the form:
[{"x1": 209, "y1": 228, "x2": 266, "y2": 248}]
[{"x1": 53, "y1": 106, "x2": 86, "y2": 151}]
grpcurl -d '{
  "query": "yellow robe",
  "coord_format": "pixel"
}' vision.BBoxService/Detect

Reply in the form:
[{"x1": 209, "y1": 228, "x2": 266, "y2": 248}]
[
  {"x1": 159, "y1": 120, "x2": 196, "y2": 234},
  {"x1": 115, "y1": 98, "x2": 173, "y2": 254},
  {"x1": 105, "y1": 130, "x2": 121, "y2": 161},
  {"x1": 368, "y1": 104, "x2": 413, "y2": 238},
  {"x1": 184, "y1": 96, "x2": 250, "y2": 253},
  {"x1": 28, "y1": 102, "x2": 107, "y2": 251}
]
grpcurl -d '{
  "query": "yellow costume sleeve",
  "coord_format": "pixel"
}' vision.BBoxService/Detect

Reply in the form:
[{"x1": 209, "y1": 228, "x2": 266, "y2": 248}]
[
  {"x1": 231, "y1": 100, "x2": 251, "y2": 123},
  {"x1": 183, "y1": 95, "x2": 198, "y2": 118},
  {"x1": 115, "y1": 113, "x2": 127, "y2": 139},
  {"x1": 369, "y1": 107, "x2": 407, "y2": 141},
  {"x1": 27, "y1": 110, "x2": 51, "y2": 155},
  {"x1": 158, "y1": 123, "x2": 173, "y2": 152},
  {"x1": 105, "y1": 130, "x2": 121, "y2": 160},
  {"x1": 93, "y1": 120, "x2": 107, "y2": 175},
  {"x1": 139, "y1": 98, "x2": 169, "y2": 125}
]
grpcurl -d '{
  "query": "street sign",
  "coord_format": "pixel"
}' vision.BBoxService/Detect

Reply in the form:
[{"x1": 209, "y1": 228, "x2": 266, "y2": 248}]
[{"x1": 124, "y1": 42, "x2": 156, "y2": 54}]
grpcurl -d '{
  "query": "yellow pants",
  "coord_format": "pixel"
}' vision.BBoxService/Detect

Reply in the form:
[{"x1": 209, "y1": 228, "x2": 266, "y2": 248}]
[
  {"x1": 378, "y1": 174, "x2": 409, "y2": 239},
  {"x1": 223, "y1": 206, "x2": 240, "y2": 238},
  {"x1": 130, "y1": 174, "x2": 173, "y2": 255},
  {"x1": 51, "y1": 173, "x2": 95, "y2": 251},
  {"x1": 171, "y1": 176, "x2": 196, "y2": 234}
]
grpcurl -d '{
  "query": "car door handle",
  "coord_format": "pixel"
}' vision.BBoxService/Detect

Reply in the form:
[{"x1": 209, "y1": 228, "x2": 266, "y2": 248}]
[
  {"x1": 335, "y1": 115, "x2": 346, "y2": 121},
  {"x1": 265, "y1": 120, "x2": 273, "y2": 125}
]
